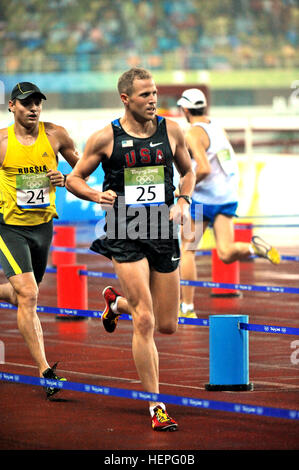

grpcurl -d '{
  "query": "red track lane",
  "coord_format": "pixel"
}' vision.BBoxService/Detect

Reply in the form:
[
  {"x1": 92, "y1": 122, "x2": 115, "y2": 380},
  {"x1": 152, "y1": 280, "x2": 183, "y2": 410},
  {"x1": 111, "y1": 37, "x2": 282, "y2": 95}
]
[{"x1": 0, "y1": 245, "x2": 298, "y2": 452}]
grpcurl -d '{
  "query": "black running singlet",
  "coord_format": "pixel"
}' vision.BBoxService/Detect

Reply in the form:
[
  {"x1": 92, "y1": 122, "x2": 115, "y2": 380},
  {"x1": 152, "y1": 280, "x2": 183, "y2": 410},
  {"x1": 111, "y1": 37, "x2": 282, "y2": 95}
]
[
  {"x1": 102, "y1": 116, "x2": 175, "y2": 206},
  {"x1": 90, "y1": 116, "x2": 180, "y2": 261}
]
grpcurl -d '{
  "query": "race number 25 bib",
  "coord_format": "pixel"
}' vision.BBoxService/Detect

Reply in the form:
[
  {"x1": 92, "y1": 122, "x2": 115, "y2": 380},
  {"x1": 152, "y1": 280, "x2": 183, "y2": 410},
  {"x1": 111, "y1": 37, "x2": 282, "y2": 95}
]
[
  {"x1": 124, "y1": 166, "x2": 165, "y2": 206},
  {"x1": 16, "y1": 173, "x2": 50, "y2": 209}
]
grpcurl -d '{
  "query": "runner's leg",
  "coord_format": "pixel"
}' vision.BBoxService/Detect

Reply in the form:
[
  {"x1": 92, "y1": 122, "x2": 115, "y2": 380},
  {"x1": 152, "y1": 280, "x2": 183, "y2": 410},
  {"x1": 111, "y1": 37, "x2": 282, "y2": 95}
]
[
  {"x1": 112, "y1": 257, "x2": 159, "y2": 407},
  {"x1": 213, "y1": 214, "x2": 252, "y2": 263},
  {"x1": 9, "y1": 272, "x2": 49, "y2": 376}
]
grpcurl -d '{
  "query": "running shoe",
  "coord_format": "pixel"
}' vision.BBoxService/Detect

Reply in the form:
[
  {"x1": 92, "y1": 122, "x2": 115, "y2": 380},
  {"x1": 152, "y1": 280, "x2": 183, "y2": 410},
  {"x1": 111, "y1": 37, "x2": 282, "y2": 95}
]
[
  {"x1": 42, "y1": 362, "x2": 67, "y2": 399},
  {"x1": 251, "y1": 236, "x2": 280, "y2": 264},
  {"x1": 151, "y1": 406, "x2": 178, "y2": 432},
  {"x1": 102, "y1": 285, "x2": 122, "y2": 333},
  {"x1": 178, "y1": 303, "x2": 197, "y2": 319}
]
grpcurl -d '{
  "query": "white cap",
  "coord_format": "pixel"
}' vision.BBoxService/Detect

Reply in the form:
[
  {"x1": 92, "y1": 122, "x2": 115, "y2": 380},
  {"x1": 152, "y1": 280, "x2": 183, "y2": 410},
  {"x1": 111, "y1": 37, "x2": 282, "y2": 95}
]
[{"x1": 177, "y1": 88, "x2": 207, "y2": 109}]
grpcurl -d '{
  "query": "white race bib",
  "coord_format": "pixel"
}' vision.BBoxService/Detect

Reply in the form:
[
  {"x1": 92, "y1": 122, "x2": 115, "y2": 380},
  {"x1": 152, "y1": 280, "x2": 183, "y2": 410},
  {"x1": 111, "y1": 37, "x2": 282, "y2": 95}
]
[
  {"x1": 124, "y1": 166, "x2": 165, "y2": 206},
  {"x1": 217, "y1": 149, "x2": 236, "y2": 176},
  {"x1": 16, "y1": 173, "x2": 50, "y2": 209}
]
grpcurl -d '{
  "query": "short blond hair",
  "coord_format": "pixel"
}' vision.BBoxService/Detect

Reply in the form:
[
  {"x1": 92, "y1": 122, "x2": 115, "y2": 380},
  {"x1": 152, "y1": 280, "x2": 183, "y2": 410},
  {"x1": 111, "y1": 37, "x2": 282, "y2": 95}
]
[{"x1": 117, "y1": 67, "x2": 153, "y2": 96}]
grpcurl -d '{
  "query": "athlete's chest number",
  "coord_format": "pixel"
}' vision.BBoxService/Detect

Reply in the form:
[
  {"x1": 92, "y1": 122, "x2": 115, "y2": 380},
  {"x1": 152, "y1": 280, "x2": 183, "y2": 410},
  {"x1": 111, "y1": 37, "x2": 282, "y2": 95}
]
[
  {"x1": 124, "y1": 166, "x2": 165, "y2": 206},
  {"x1": 16, "y1": 173, "x2": 50, "y2": 209},
  {"x1": 136, "y1": 185, "x2": 156, "y2": 202},
  {"x1": 26, "y1": 188, "x2": 46, "y2": 204}
]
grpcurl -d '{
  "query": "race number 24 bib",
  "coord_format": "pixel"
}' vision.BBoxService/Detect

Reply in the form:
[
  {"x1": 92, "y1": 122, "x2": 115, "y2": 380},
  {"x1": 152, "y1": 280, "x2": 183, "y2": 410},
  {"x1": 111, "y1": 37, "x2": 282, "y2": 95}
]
[
  {"x1": 16, "y1": 173, "x2": 50, "y2": 209},
  {"x1": 124, "y1": 166, "x2": 165, "y2": 206}
]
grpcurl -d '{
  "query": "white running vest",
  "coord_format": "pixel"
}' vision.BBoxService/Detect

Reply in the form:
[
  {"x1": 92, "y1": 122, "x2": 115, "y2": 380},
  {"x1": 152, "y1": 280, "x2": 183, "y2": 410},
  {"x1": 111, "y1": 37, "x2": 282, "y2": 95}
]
[{"x1": 191, "y1": 120, "x2": 239, "y2": 204}]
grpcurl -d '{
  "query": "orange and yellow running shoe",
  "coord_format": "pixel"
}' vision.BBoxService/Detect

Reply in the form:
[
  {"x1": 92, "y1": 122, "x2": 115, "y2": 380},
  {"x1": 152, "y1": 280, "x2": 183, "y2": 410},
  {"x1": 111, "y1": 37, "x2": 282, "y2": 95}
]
[
  {"x1": 102, "y1": 286, "x2": 122, "y2": 333},
  {"x1": 151, "y1": 406, "x2": 178, "y2": 432}
]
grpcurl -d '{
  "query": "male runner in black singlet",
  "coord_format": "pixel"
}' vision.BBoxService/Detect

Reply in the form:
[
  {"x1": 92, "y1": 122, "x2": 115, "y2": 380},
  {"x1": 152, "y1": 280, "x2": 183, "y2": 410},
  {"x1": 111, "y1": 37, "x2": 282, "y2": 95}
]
[{"x1": 66, "y1": 67, "x2": 195, "y2": 430}]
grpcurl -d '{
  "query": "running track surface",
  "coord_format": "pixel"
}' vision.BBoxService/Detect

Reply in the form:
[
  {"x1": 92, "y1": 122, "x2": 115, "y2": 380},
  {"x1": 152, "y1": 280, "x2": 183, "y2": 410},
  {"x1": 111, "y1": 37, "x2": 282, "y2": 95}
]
[{"x1": 0, "y1": 245, "x2": 298, "y2": 453}]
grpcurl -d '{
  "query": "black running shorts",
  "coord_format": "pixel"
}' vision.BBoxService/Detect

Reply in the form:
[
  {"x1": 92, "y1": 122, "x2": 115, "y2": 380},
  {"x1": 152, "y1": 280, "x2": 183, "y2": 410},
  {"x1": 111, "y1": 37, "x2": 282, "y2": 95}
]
[
  {"x1": 90, "y1": 236, "x2": 180, "y2": 273},
  {"x1": 0, "y1": 216, "x2": 53, "y2": 283}
]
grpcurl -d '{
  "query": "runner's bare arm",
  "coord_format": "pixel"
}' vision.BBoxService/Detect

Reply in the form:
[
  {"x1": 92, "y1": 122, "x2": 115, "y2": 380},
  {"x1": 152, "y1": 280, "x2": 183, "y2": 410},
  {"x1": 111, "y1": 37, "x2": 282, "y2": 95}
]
[
  {"x1": 185, "y1": 127, "x2": 211, "y2": 183},
  {"x1": 167, "y1": 119, "x2": 195, "y2": 197},
  {"x1": 166, "y1": 119, "x2": 195, "y2": 224},
  {"x1": 0, "y1": 129, "x2": 8, "y2": 167},
  {"x1": 56, "y1": 125, "x2": 81, "y2": 168},
  {"x1": 65, "y1": 125, "x2": 117, "y2": 205},
  {"x1": 45, "y1": 123, "x2": 80, "y2": 187}
]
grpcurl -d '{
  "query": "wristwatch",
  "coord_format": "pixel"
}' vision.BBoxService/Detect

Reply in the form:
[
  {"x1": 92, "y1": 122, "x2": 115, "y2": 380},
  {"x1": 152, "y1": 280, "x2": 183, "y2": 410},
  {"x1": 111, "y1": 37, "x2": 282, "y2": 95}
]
[{"x1": 177, "y1": 195, "x2": 192, "y2": 204}]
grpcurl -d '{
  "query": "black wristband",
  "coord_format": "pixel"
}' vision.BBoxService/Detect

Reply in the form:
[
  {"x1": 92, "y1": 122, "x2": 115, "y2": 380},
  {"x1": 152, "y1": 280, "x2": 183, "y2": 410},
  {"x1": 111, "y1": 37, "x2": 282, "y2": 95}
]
[
  {"x1": 63, "y1": 174, "x2": 68, "y2": 186},
  {"x1": 177, "y1": 195, "x2": 191, "y2": 204}
]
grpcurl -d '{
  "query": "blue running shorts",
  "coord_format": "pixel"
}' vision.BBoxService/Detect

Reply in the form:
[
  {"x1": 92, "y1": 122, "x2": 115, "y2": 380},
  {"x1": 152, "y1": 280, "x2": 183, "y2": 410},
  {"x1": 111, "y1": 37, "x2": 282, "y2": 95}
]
[{"x1": 190, "y1": 201, "x2": 238, "y2": 226}]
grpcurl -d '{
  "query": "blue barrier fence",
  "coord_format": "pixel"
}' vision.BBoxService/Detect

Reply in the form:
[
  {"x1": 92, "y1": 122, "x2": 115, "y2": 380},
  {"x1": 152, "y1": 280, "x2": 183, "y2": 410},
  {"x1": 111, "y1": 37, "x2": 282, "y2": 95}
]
[
  {"x1": 49, "y1": 266, "x2": 299, "y2": 295},
  {"x1": 0, "y1": 302, "x2": 298, "y2": 334},
  {"x1": 50, "y1": 245, "x2": 299, "y2": 262},
  {"x1": 44, "y1": 258, "x2": 299, "y2": 294},
  {"x1": 0, "y1": 371, "x2": 298, "y2": 421},
  {"x1": 1, "y1": 261, "x2": 298, "y2": 420}
]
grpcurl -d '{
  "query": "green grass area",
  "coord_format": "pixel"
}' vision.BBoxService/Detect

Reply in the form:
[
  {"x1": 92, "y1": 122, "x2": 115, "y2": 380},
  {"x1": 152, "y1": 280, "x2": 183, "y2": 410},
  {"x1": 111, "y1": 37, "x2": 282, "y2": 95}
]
[{"x1": 154, "y1": 68, "x2": 299, "y2": 89}]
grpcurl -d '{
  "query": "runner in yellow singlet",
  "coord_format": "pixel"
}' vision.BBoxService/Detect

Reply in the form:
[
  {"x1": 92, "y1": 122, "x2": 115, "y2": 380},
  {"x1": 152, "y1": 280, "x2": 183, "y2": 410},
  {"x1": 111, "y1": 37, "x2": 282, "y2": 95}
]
[{"x1": 0, "y1": 82, "x2": 80, "y2": 398}]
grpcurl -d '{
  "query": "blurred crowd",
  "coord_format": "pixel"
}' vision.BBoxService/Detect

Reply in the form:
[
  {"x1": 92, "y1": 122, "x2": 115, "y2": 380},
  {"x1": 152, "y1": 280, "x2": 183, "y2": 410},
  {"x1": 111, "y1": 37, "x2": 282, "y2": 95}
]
[{"x1": 1, "y1": 0, "x2": 298, "y2": 73}]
